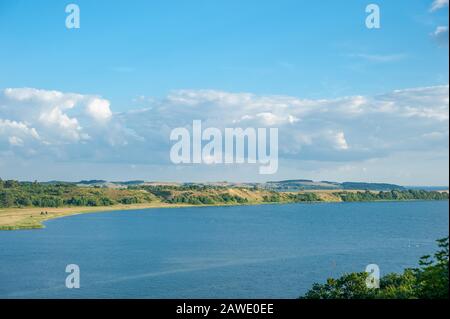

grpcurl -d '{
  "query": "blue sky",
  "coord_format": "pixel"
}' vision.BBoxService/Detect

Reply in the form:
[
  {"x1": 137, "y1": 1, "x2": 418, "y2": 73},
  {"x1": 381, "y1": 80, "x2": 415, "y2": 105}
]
[
  {"x1": 0, "y1": 0, "x2": 449, "y2": 184},
  {"x1": 1, "y1": 0, "x2": 448, "y2": 105}
]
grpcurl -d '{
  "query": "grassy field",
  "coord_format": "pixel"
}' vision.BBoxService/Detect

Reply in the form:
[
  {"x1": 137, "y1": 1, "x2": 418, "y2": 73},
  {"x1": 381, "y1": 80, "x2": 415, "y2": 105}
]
[{"x1": 0, "y1": 202, "x2": 168, "y2": 230}]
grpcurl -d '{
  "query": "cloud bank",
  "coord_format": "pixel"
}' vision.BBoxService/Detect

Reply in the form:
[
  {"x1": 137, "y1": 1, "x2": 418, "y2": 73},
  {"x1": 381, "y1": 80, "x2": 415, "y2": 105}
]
[{"x1": 0, "y1": 85, "x2": 448, "y2": 183}]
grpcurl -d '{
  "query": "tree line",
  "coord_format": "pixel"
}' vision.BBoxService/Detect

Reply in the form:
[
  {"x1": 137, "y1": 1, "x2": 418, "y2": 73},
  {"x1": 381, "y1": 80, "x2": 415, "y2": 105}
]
[
  {"x1": 0, "y1": 179, "x2": 448, "y2": 208},
  {"x1": 0, "y1": 179, "x2": 153, "y2": 208},
  {"x1": 335, "y1": 190, "x2": 448, "y2": 202}
]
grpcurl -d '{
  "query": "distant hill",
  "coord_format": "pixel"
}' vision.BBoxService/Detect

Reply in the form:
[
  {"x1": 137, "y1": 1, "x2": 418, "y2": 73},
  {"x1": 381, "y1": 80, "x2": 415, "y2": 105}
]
[
  {"x1": 13, "y1": 178, "x2": 431, "y2": 192},
  {"x1": 406, "y1": 186, "x2": 449, "y2": 191},
  {"x1": 341, "y1": 182, "x2": 404, "y2": 191},
  {"x1": 265, "y1": 180, "x2": 339, "y2": 190},
  {"x1": 111, "y1": 180, "x2": 145, "y2": 186},
  {"x1": 268, "y1": 179, "x2": 314, "y2": 183},
  {"x1": 264, "y1": 179, "x2": 405, "y2": 191},
  {"x1": 78, "y1": 180, "x2": 107, "y2": 185}
]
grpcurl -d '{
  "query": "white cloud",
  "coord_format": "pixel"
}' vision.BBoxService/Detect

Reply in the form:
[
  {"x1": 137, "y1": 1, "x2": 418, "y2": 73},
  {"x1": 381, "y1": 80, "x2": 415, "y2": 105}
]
[
  {"x1": 126, "y1": 85, "x2": 449, "y2": 164},
  {"x1": 332, "y1": 132, "x2": 349, "y2": 150},
  {"x1": 1, "y1": 88, "x2": 86, "y2": 144},
  {"x1": 3, "y1": 88, "x2": 82, "y2": 109},
  {"x1": 39, "y1": 107, "x2": 84, "y2": 142},
  {"x1": 430, "y1": 0, "x2": 449, "y2": 11},
  {"x1": 431, "y1": 26, "x2": 449, "y2": 46},
  {"x1": 0, "y1": 88, "x2": 139, "y2": 154},
  {"x1": 434, "y1": 25, "x2": 449, "y2": 36},
  {"x1": 235, "y1": 112, "x2": 299, "y2": 126},
  {"x1": 0, "y1": 85, "x2": 448, "y2": 183},
  {"x1": 85, "y1": 98, "x2": 112, "y2": 122},
  {"x1": 0, "y1": 119, "x2": 40, "y2": 144}
]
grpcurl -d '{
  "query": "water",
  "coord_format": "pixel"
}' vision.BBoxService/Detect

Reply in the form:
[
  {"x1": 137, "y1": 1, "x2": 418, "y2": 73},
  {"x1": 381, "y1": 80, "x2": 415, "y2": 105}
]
[{"x1": 0, "y1": 201, "x2": 448, "y2": 298}]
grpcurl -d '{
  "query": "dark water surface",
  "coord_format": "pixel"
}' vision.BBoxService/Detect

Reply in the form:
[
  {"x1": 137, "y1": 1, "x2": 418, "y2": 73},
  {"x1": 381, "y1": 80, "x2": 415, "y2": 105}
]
[{"x1": 0, "y1": 201, "x2": 448, "y2": 298}]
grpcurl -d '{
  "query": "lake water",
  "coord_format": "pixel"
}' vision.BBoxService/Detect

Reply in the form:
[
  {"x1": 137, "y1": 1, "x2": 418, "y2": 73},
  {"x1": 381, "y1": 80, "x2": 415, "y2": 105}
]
[{"x1": 0, "y1": 201, "x2": 448, "y2": 298}]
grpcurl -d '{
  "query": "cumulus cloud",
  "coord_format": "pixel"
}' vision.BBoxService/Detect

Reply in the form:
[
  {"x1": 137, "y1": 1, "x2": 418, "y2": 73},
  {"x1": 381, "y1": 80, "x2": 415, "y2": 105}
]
[
  {"x1": 0, "y1": 88, "x2": 142, "y2": 162},
  {"x1": 39, "y1": 107, "x2": 85, "y2": 142},
  {"x1": 1, "y1": 88, "x2": 84, "y2": 144},
  {"x1": 121, "y1": 85, "x2": 449, "y2": 164},
  {"x1": 85, "y1": 98, "x2": 112, "y2": 122},
  {"x1": 0, "y1": 119, "x2": 40, "y2": 147},
  {"x1": 0, "y1": 85, "x2": 448, "y2": 177}
]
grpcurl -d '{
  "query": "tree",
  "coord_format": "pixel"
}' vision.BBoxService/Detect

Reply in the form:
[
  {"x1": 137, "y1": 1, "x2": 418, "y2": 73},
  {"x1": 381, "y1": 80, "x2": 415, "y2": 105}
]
[
  {"x1": 302, "y1": 272, "x2": 377, "y2": 299},
  {"x1": 0, "y1": 191, "x2": 14, "y2": 207},
  {"x1": 300, "y1": 237, "x2": 449, "y2": 299},
  {"x1": 414, "y1": 237, "x2": 449, "y2": 299}
]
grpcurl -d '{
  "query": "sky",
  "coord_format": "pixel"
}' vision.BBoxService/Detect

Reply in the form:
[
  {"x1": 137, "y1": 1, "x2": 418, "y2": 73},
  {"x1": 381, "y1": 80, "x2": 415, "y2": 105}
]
[{"x1": 0, "y1": 0, "x2": 449, "y2": 185}]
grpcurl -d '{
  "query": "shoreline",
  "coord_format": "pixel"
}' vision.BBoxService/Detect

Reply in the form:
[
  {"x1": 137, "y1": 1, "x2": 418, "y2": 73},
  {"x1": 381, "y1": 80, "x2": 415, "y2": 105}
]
[
  {"x1": 0, "y1": 201, "x2": 291, "y2": 231},
  {"x1": 0, "y1": 202, "x2": 228, "y2": 231},
  {"x1": 1, "y1": 198, "x2": 448, "y2": 231}
]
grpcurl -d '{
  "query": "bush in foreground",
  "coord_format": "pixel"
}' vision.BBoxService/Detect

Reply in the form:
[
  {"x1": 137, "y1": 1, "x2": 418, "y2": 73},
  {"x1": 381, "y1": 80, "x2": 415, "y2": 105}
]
[{"x1": 300, "y1": 237, "x2": 449, "y2": 299}]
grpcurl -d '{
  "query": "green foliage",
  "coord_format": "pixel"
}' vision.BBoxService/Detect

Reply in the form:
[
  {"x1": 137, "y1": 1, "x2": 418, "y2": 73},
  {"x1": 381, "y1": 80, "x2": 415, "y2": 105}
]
[
  {"x1": 118, "y1": 196, "x2": 141, "y2": 205},
  {"x1": 335, "y1": 190, "x2": 449, "y2": 202},
  {"x1": 413, "y1": 237, "x2": 449, "y2": 299},
  {"x1": 166, "y1": 192, "x2": 248, "y2": 205},
  {"x1": 341, "y1": 182, "x2": 404, "y2": 191},
  {"x1": 291, "y1": 192, "x2": 321, "y2": 202},
  {"x1": 302, "y1": 272, "x2": 378, "y2": 299},
  {"x1": 0, "y1": 180, "x2": 153, "y2": 208},
  {"x1": 0, "y1": 178, "x2": 447, "y2": 209},
  {"x1": 140, "y1": 185, "x2": 250, "y2": 205},
  {"x1": 301, "y1": 237, "x2": 449, "y2": 299},
  {"x1": 263, "y1": 193, "x2": 281, "y2": 202}
]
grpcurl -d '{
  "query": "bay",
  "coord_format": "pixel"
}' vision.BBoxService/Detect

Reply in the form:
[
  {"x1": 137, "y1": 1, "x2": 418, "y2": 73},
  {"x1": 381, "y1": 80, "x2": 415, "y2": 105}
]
[{"x1": 0, "y1": 201, "x2": 448, "y2": 298}]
